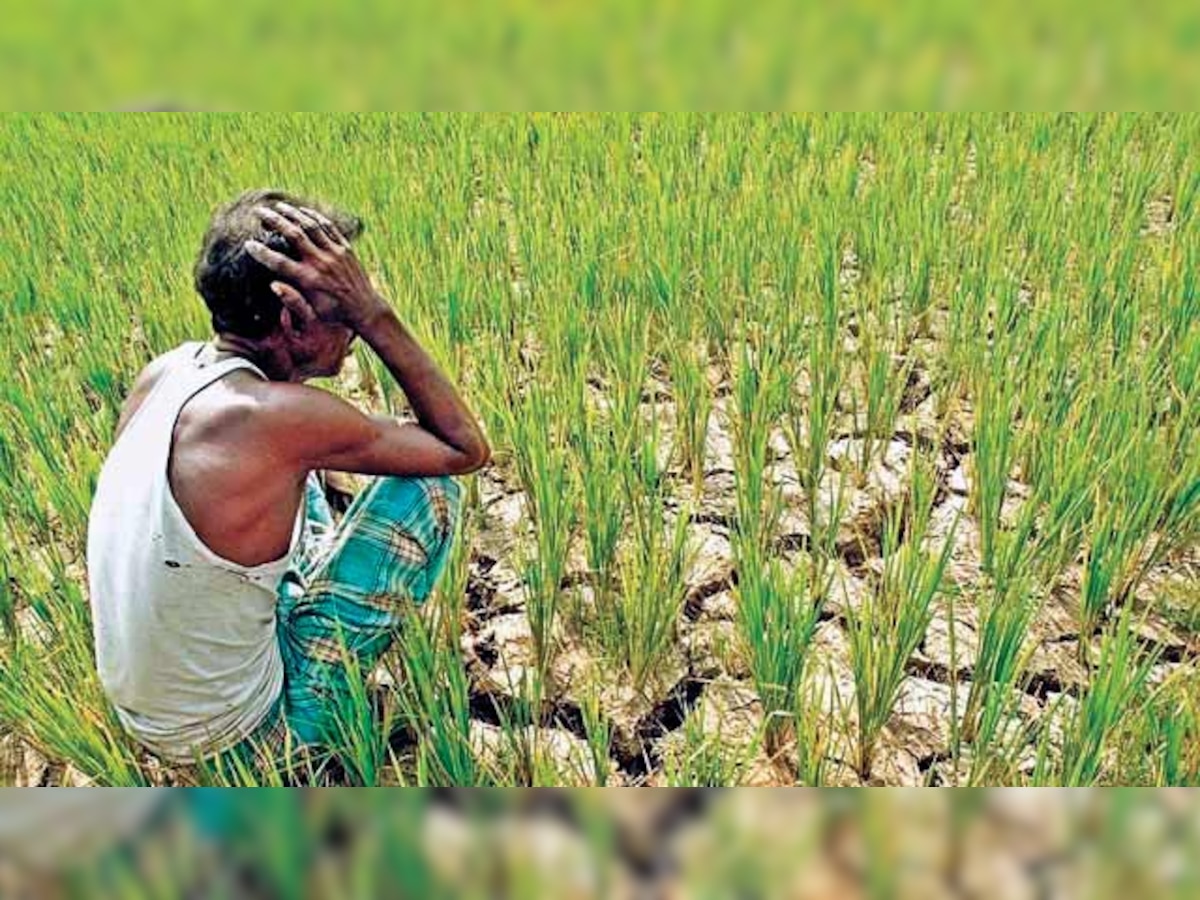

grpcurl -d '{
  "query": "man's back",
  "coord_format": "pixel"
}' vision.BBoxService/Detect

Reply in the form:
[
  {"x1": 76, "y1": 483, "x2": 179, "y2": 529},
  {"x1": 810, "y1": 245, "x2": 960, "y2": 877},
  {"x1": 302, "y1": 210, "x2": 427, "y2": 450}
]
[
  {"x1": 86, "y1": 194, "x2": 491, "y2": 770},
  {"x1": 86, "y1": 341, "x2": 307, "y2": 763}
]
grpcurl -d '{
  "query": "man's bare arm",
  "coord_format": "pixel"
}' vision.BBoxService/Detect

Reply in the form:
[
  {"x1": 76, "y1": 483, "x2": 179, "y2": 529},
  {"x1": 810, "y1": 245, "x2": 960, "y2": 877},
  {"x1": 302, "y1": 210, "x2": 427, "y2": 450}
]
[
  {"x1": 353, "y1": 301, "x2": 490, "y2": 464},
  {"x1": 244, "y1": 200, "x2": 491, "y2": 476},
  {"x1": 265, "y1": 383, "x2": 487, "y2": 478}
]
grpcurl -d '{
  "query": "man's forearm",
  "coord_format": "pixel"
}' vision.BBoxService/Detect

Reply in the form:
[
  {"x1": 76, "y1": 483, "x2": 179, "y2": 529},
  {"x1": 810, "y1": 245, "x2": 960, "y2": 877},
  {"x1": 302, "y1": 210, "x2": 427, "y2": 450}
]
[{"x1": 354, "y1": 298, "x2": 489, "y2": 461}]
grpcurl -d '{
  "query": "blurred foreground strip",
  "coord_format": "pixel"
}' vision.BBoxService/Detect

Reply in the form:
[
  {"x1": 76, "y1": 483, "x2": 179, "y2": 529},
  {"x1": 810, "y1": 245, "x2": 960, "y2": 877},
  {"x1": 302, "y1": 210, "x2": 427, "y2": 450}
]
[
  {"x1": 1, "y1": 789, "x2": 1197, "y2": 898},
  {"x1": 0, "y1": 1, "x2": 1197, "y2": 108}
]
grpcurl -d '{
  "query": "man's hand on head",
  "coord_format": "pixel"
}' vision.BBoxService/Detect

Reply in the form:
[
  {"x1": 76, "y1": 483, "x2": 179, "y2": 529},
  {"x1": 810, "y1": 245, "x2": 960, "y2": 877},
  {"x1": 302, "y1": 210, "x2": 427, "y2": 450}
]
[{"x1": 244, "y1": 203, "x2": 386, "y2": 334}]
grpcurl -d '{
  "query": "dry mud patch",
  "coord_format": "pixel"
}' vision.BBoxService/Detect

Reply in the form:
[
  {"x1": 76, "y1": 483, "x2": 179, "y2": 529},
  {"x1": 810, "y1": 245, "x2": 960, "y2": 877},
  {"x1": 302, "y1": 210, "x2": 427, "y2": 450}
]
[{"x1": 440, "y1": 367, "x2": 1200, "y2": 786}]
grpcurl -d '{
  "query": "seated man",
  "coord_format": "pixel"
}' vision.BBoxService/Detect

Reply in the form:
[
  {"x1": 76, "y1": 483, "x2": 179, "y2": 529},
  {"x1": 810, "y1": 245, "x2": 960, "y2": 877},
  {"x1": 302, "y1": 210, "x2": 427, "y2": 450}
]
[{"x1": 85, "y1": 189, "x2": 491, "y2": 780}]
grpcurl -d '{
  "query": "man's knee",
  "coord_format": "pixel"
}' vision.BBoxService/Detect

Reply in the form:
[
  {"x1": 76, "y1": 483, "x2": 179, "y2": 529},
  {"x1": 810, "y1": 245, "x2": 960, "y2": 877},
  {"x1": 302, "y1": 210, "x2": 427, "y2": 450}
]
[{"x1": 368, "y1": 474, "x2": 461, "y2": 542}]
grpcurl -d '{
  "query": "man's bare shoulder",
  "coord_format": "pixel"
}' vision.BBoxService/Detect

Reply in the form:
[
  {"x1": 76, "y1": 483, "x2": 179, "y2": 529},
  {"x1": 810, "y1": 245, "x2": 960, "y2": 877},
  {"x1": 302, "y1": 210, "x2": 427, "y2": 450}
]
[
  {"x1": 218, "y1": 376, "x2": 377, "y2": 472},
  {"x1": 229, "y1": 376, "x2": 349, "y2": 416},
  {"x1": 213, "y1": 376, "x2": 366, "y2": 441}
]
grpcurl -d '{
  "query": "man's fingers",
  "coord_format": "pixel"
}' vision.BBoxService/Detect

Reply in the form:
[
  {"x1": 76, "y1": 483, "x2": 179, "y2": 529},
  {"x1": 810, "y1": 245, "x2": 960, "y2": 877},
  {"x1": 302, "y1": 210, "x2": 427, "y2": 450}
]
[
  {"x1": 299, "y1": 205, "x2": 351, "y2": 248},
  {"x1": 271, "y1": 282, "x2": 317, "y2": 327},
  {"x1": 255, "y1": 205, "x2": 321, "y2": 256},
  {"x1": 274, "y1": 202, "x2": 335, "y2": 250},
  {"x1": 244, "y1": 239, "x2": 307, "y2": 281}
]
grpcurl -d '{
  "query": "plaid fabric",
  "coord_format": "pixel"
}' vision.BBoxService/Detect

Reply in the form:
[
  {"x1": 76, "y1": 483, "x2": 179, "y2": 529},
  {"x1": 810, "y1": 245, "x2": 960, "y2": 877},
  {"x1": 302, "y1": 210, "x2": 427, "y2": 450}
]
[{"x1": 203, "y1": 471, "x2": 461, "y2": 781}]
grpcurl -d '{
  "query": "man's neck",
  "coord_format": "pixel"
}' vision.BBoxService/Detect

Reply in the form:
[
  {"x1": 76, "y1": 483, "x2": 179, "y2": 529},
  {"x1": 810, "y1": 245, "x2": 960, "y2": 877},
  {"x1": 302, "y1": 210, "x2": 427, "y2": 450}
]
[{"x1": 209, "y1": 333, "x2": 296, "y2": 381}]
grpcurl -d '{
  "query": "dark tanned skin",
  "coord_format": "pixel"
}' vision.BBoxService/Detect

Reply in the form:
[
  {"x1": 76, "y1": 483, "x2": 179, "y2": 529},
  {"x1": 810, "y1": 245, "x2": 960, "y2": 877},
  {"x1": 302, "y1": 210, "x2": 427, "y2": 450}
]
[{"x1": 113, "y1": 202, "x2": 491, "y2": 569}]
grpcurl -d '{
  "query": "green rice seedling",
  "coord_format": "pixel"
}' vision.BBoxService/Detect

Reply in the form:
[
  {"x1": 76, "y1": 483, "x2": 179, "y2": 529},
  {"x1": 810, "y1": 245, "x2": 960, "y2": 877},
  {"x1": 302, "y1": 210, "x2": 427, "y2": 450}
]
[
  {"x1": 730, "y1": 324, "x2": 789, "y2": 558},
  {"x1": 430, "y1": 488, "x2": 475, "y2": 648},
  {"x1": 1155, "y1": 679, "x2": 1200, "y2": 786},
  {"x1": 942, "y1": 578, "x2": 965, "y2": 786},
  {"x1": 906, "y1": 245, "x2": 936, "y2": 339},
  {"x1": 196, "y1": 728, "x2": 305, "y2": 788},
  {"x1": 502, "y1": 380, "x2": 578, "y2": 677},
  {"x1": 792, "y1": 665, "x2": 843, "y2": 787},
  {"x1": 661, "y1": 707, "x2": 760, "y2": 787},
  {"x1": 938, "y1": 239, "x2": 992, "y2": 406},
  {"x1": 728, "y1": 317, "x2": 824, "y2": 752},
  {"x1": 806, "y1": 467, "x2": 851, "y2": 603},
  {"x1": 322, "y1": 623, "x2": 394, "y2": 787},
  {"x1": 1025, "y1": 699, "x2": 1061, "y2": 787},
  {"x1": 665, "y1": 332, "x2": 713, "y2": 498},
  {"x1": 476, "y1": 698, "x2": 556, "y2": 788},
  {"x1": 1118, "y1": 671, "x2": 1200, "y2": 787},
  {"x1": 1015, "y1": 409, "x2": 1103, "y2": 586},
  {"x1": 574, "y1": 418, "x2": 627, "y2": 602},
  {"x1": 1079, "y1": 496, "x2": 1136, "y2": 651},
  {"x1": 969, "y1": 365, "x2": 1018, "y2": 576},
  {"x1": 0, "y1": 544, "x2": 15, "y2": 644},
  {"x1": 390, "y1": 605, "x2": 483, "y2": 787},
  {"x1": 1121, "y1": 468, "x2": 1200, "y2": 604},
  {"x1": 0, "y1": 581, "x2": 148, "y2": 786},
  {"x1": 595, "y1": 295, "x2": 653, "y2": 460},
  {"x1": 781, "y1": 245, "x2": 845, "y2": 591},
  {"x1": 466, "y1": 331, "x2": 520, "y2": 452},
  {"x1": 1074, "y1": 410, "x2": 1188, "y2": 663},
  {"x1": 542, "y1": 296, "x2": 593, "y2": 426},
  {"x1": 735, "y1": 550, "x2": 822, "y2": 755},
  {"x1": 850, "y1": 281, "x2": 915, "y2": 478},
  {"x1": 961, "y1": 579, "x2": 1040, "y2": 773},
  {"x1": 857, "y1": 341, "x2": 915, "y2": 480},
  {"x1": 960, "y1": 497, "x2": 1042, "y2": 754},
  {"x1": 969, "y1": 710, "x2": 1046, "y2": 787},
  {"x1": 906, "y1": 441, "x2": 939, "y2": 542},
  {"x1": 579, "y1": 688, "x2": 613, "y2": 786},
  {"x1": 845, "y1": 462, "x2": 954, "y2": 781},
  {"x1": 1051, "y1": 607, "x2": 1163, "y2": 787},
  {"x1": 589, "y1": 431, "x2": 693, "y2": 692}
]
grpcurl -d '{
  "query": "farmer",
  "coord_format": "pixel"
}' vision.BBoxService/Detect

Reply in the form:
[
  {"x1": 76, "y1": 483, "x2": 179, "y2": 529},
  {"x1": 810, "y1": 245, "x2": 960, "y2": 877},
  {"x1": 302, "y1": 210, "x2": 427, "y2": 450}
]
[{"x1": 86, "y1": 189, "x2": 491, "y2": 778}]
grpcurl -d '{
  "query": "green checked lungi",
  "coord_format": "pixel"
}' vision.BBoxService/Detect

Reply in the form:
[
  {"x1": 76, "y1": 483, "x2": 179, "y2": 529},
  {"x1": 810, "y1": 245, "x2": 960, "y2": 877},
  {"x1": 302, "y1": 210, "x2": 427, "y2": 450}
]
[{"x1": 205, "y1": 471, "x2": 461, "y2": 781}]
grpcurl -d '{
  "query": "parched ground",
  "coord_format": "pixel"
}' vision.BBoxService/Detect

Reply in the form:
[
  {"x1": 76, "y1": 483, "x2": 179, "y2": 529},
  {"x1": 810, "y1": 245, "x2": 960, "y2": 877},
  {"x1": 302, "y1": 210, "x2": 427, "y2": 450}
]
[{"x1": 438, "y1": 341, "x2": 1200, "y2": 787}]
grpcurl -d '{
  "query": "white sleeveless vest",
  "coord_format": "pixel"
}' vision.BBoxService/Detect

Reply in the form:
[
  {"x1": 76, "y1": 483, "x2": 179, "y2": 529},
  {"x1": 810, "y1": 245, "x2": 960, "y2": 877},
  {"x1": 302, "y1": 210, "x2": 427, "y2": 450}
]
[{"x1": 86, "y1": 341, "x2": 305, "y2": 763}]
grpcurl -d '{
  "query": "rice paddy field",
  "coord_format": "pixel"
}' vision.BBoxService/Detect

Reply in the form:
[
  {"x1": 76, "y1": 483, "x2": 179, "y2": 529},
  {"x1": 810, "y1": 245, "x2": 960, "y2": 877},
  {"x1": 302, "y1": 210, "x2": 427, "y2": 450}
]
[{"x1": 0, "y1": 113, "x2": 1197, "y2": 787}]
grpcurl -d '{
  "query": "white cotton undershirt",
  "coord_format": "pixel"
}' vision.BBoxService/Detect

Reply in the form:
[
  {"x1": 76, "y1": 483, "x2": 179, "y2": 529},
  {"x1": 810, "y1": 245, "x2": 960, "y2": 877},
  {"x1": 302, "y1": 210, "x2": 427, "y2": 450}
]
[{"x1": 86, "y1": 341, "x2": 306, "y2": 764}]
